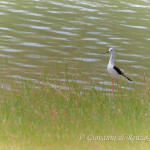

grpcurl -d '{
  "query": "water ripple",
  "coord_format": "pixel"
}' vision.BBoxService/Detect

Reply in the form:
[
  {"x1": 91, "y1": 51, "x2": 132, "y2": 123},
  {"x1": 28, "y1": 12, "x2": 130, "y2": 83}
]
[
  {"x1": 121, "y1": 24, "x2": 148, "y2": 29},
  {"x1": 48, "y1": 10, "x2": 76, "y2": 14},
  {"x1": 27, "y1": 25, "x2": 50, "y2": 30},
  {"x1": 0, "y1": 46, "x2": 23, "y2": 52},
  {"x1": 73, "y1": 58, "x2": 99, "y2": 62},
  {"x1": 112, "y1": 9, "x2": 136, "y2": 13},
  {"x1": 51, "y1": 30, "x2": 78, "y2": 36},
  {"x1": 61, "y1": 27, "x2": 80, "y2": 30},
  {"x1": 49, "y1": 1, "x2": 98, "y2": 12},
  {"x1": 81, "y1": 38, "x2": 98, "y2": 41},
  {"x1": 20, "y1": 42, "x2": 47, "y2": 47},
  {"x1": 121, "y1": 2, "x2": 150, "y2": 8}
]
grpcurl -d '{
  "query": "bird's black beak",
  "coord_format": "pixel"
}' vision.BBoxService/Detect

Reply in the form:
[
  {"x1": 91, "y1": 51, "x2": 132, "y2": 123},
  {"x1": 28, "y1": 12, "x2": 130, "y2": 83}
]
[{"x1": 102, "y1": 51, "x2": 109, "y2": 54}]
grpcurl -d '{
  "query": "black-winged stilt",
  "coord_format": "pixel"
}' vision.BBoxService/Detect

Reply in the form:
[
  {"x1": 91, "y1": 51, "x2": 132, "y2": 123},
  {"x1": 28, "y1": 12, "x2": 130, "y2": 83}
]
[{"x1": 103, "y1": 48, "x2": 133, "y2": 92}]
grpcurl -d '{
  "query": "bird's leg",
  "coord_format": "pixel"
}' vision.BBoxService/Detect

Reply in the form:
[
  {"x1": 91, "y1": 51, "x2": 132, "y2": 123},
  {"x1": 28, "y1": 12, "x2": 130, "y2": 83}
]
[
  {"x1": 112, "y1": 78, "x2": 114, "y2": 94},
  {"x1": 116, "y1": 80, "x2": 120, "y2": 94}
]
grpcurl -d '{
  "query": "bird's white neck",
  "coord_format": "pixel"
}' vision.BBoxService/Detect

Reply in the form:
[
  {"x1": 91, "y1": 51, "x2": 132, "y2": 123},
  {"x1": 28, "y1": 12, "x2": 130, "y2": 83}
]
[{"x1": 109, "y1": 52, "x2": 115, "y2": 65}]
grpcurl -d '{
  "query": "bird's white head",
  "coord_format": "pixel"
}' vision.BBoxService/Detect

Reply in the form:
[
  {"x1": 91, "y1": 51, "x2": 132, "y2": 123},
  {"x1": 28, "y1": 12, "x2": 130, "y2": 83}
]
[
  {"x1": 103, "y1": 48, "x2": 115, "y2": 54},
  {"x1": 109, "y1": 48, "x2": 115, "y2": 53}
]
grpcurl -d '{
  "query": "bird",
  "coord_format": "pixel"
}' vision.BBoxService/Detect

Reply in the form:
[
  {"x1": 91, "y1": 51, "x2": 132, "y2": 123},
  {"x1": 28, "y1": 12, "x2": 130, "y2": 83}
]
[{"x1": 103, "y1": 48, "x2": 133, "y2": 92}]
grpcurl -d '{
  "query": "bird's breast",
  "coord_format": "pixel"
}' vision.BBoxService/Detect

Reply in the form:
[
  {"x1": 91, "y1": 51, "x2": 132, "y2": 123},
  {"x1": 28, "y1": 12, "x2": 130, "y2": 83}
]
[{"x1": 107, "y1": 65, "x2": 119, "y2": 78}]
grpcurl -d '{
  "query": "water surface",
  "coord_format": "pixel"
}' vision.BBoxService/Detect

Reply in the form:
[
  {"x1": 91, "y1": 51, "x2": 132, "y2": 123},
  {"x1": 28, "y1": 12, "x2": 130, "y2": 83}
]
[{"x1": 0, "y1": 0, "x2": 150, "y2": 91}]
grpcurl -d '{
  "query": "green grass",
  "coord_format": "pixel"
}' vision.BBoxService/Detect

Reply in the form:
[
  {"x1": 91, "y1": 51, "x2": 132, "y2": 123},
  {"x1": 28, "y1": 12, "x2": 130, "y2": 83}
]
[{"x1": 0, "y1": 74, "x2": 149, "y2": 150}]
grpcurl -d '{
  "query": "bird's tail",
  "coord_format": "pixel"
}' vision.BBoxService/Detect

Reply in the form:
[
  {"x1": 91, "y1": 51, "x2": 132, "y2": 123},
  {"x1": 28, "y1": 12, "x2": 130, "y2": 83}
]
[{"x1": 123, "y1": 74, "x2": 133, "y2": 82}]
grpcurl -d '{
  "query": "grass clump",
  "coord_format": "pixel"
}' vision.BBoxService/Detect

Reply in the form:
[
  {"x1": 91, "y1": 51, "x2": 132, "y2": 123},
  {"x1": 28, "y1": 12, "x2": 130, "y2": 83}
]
[{"x1": 0, "y1": 75, "x2": 149, "y2": 150}]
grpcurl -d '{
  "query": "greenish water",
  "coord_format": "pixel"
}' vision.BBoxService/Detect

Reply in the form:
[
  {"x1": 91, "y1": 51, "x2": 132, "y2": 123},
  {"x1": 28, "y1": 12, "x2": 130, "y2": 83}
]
[{"x1": 0, "y1": 0, "x2": 150, "y2": 91}]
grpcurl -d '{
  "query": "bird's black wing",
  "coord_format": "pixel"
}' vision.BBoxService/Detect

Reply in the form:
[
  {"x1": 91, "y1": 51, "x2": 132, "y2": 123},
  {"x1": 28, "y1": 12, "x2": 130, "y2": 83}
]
[
  {"x1": 113, "y1": 65, "x2": 123, "y2": 75},
  {"x1": 113, "y1": 65, "x2": 133, "y2": 82}
]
